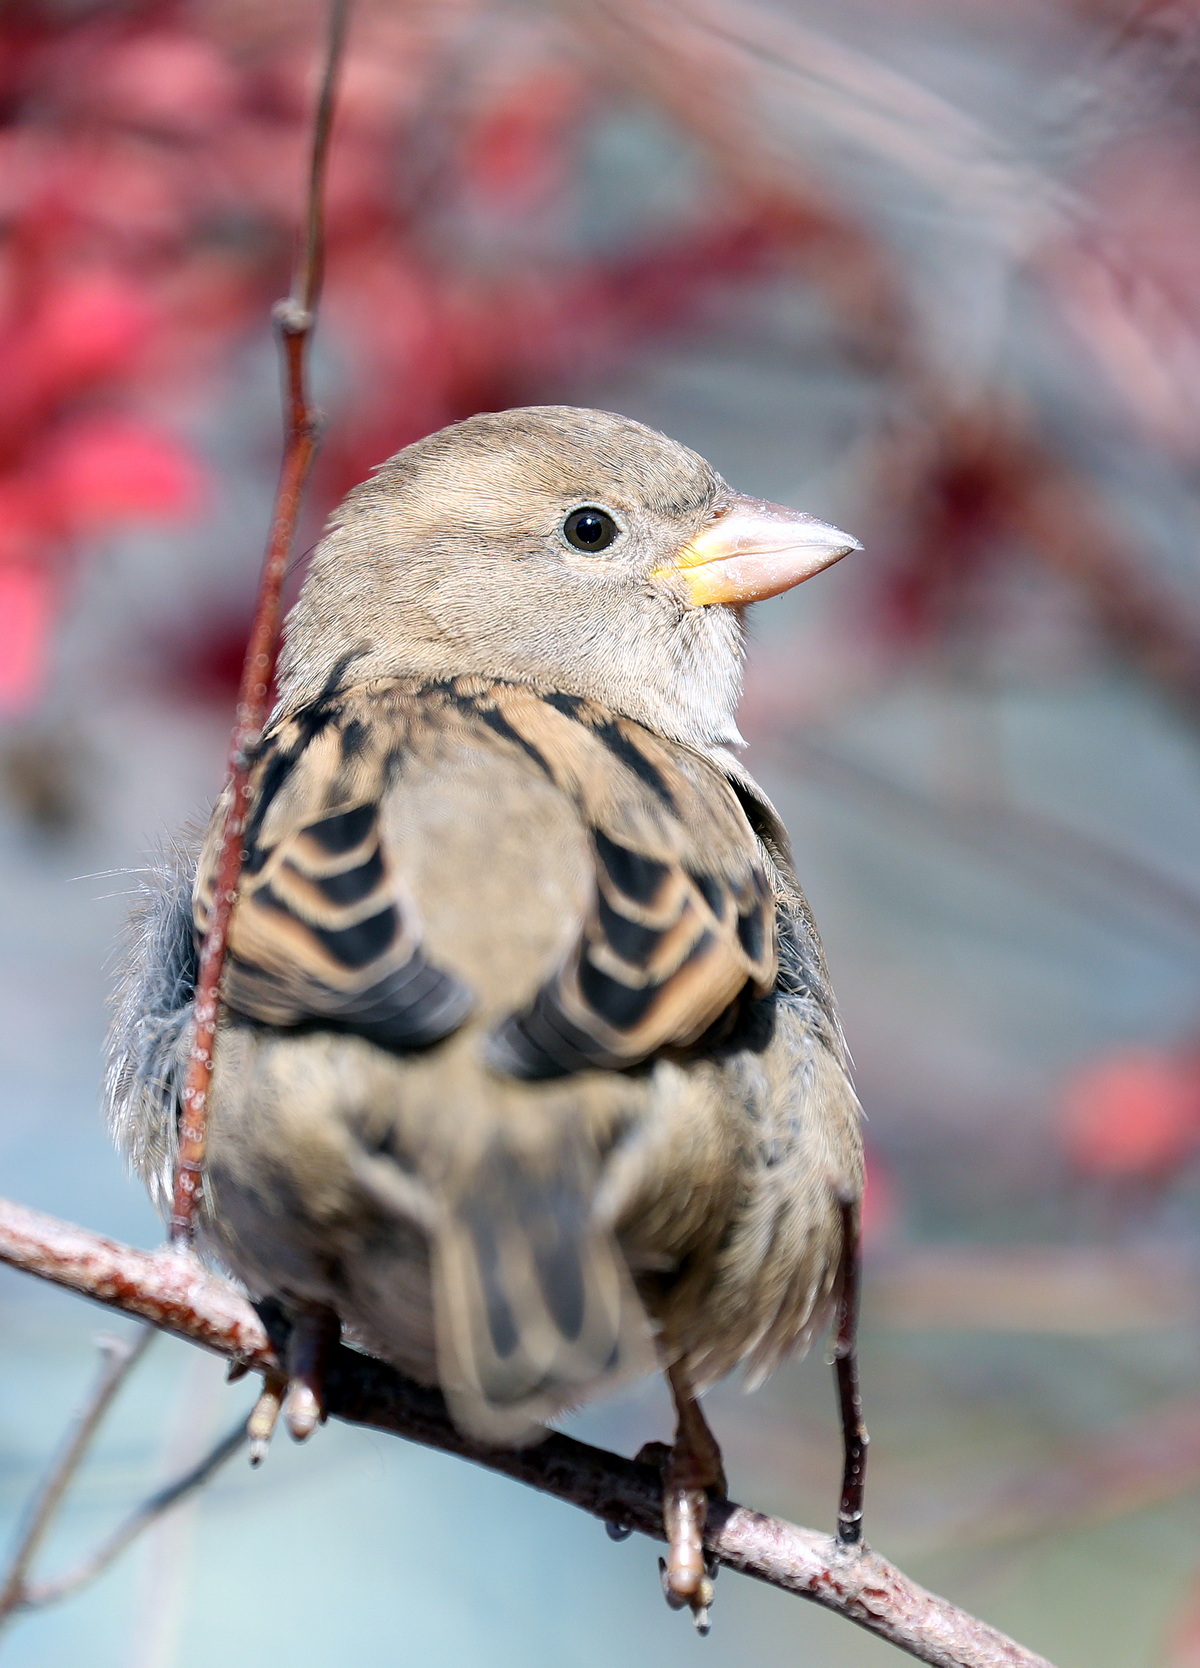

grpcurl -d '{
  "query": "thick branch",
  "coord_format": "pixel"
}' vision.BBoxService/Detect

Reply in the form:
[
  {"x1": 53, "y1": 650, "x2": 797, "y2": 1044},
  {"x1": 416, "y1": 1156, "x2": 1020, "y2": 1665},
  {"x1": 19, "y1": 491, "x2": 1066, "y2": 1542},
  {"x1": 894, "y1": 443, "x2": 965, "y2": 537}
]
[{"x1": 0, "y1": 1197, "x2": 1053, "y2": 1668}]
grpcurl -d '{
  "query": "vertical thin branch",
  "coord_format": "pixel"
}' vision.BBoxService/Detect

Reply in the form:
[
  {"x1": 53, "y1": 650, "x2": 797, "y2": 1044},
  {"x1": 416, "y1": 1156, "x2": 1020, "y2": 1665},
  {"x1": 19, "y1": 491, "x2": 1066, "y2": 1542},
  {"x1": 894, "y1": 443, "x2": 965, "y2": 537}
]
[
  {"x1": 0, "y1": 1325, "x2": 155, "y2": 1628},
  {"x1": 296, "y1": 0, "x2": 350, "y2": 326},
  {"x1": 169, "y1": 0, "x2": 352, "y2": 1243},
  {"x1": 833, "y1": 1196, "x2": 868, "y2": 1546}
]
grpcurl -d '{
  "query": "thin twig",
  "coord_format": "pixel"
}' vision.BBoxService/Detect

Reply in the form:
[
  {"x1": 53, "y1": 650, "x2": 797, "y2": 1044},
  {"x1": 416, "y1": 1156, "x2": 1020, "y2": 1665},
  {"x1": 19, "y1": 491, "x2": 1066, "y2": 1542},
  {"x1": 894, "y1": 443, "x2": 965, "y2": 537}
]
[
  {"x1": 295, "y1": 0, "x2": 350, "y2": 325},
  {"x1": 0, "y1": 1323, "x2": 155, "y2": 1626},
  {"x1": 170, "y1": 0, "x2": 351, "y2": 1243},
  {"x1": 0, "y1": 1197, "x2": 1056, "y2": 1668},
  {"x1": 17, "y1": 1419, "x2": 249, "y2": 1615},
  {"x1": 833, "y1": 1197, "x2": 869, "y2": 1547}
]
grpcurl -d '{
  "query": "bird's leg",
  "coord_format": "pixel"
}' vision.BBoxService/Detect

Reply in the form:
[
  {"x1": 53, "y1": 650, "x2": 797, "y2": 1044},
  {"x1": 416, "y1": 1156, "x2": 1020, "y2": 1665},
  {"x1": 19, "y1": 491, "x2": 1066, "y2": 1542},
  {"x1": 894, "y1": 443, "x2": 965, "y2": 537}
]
[
  {"x1": 832, "y1": 1196, "x2": 868, "y2": 1547},
  {"x1": 281, "y1": 1302, "x2": 341, "y2": 1443},
  {"x1": 652, "y1": 1361, "x2": 727, "y2": 1634}
]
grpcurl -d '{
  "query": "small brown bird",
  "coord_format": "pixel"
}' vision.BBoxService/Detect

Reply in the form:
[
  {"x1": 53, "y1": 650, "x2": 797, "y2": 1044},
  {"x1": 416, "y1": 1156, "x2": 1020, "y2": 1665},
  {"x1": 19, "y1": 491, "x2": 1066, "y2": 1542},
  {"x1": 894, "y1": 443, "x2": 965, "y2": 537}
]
[{"x1": 107, "y1": 406, "x2": 864, "y2": 1628}]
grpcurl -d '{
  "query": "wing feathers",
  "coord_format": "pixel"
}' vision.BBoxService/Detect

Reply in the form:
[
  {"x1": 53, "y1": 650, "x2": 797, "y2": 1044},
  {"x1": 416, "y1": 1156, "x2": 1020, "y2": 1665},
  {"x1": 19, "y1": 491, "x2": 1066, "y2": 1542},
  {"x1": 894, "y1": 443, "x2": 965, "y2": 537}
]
[
  {"x1": 477, "y1": 689, "x2": 777, "y2": 1078},
  {"x1": 197, "y1": 676, "x2": 776, "y2": 1075},
  {"x1": 194, "y1": 704, "x2": 473, "y2": 1051}
]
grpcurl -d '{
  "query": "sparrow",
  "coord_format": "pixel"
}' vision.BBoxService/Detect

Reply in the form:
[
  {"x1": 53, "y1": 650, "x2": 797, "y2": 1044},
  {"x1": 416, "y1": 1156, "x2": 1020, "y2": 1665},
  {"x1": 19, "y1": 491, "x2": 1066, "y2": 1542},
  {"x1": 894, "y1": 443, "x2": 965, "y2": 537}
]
[{"x1": 106, "y1": 405, "x2": 864, "y2": 1629}]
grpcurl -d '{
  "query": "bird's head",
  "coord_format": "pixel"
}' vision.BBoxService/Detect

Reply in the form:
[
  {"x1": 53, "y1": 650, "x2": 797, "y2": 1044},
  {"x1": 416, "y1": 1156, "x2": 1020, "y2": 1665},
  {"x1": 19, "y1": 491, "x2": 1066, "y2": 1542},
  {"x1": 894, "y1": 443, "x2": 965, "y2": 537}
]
[{"x1": 278, "y1": 406, "x2": 860, "y2": 752}]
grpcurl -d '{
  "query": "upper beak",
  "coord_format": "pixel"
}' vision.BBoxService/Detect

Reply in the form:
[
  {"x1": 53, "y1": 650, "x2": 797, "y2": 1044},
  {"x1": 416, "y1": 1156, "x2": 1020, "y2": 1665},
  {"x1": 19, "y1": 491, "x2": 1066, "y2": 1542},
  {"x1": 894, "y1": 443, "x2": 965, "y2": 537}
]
[{"x1": 653, "y1": 495, "x2": 862, "y2": 607}]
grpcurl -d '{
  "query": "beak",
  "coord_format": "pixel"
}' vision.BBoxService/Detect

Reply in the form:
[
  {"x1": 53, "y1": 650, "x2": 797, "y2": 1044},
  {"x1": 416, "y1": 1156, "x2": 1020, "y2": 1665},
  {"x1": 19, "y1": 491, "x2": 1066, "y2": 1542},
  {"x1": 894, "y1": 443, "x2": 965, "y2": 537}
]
[{"x1": 653, "y1": 496, "x2": 862, "y2": 607}]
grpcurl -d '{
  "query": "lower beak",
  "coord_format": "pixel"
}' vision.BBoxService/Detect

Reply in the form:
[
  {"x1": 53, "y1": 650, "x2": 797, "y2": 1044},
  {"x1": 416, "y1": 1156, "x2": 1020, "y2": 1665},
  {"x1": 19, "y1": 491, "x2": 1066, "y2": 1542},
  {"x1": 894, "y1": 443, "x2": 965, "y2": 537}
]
[{"x1": 653, "y1": 496, "x2": 862, "y2": 607}]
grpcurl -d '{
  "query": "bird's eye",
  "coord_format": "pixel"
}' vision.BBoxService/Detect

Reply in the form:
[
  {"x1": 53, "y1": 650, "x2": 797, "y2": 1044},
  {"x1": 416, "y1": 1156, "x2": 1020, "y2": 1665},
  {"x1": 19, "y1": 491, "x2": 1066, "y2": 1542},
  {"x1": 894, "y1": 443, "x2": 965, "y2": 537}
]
[{"x1": 562, "y1": 506, "x2": 619, "y2": 552}]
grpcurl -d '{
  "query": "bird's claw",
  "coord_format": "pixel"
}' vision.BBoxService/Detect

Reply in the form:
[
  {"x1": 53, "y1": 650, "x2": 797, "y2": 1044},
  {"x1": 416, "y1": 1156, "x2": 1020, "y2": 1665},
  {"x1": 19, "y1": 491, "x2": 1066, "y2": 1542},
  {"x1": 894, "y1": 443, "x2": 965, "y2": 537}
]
[
  {"x1": 247, "y1": 1375, "x2": 285, "y2": 1466},
  {"x1": 662, "y1": 1473, "x2": 717, "y2": 1630},
  {"x1": 247, "y1": 1304, "x2": 339, "y2": 1463},
  {"x1": 281, "y1": 1303, "x2": 339, "y2": 1442},
  {"x1": 641, "y1": 1425, "x2": 724, "y2": 1633},
  {"x1": 283, "y1": 1378, "x2": 325, "y2": 1441},
  {"x1": 657, "y1": 1556, "x2": 715, "y2": 1635}
]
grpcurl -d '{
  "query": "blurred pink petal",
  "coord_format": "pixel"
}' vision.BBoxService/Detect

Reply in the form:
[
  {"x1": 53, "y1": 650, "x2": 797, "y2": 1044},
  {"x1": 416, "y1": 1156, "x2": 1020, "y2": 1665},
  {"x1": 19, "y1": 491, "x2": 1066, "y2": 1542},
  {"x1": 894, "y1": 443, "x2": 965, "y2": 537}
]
[
  {"x1": 0, "y1": 563, "x2": 53, "y2": 712},
  {"x1": 83, "y1": 32, "x2": 239, "y2": 137},
  {"x1": 37, "y1": 417, "x2": 205, "y2": 530},
  {"x1": 861, "y1": 1150, "x2": 900, "y2": 1249},
  {"x1": 1060, "y1": 1048, "x2": 1200, "y2": 1181},
  {"x1": 0, "y1": 274, "x2": 155, "y2": 431}
]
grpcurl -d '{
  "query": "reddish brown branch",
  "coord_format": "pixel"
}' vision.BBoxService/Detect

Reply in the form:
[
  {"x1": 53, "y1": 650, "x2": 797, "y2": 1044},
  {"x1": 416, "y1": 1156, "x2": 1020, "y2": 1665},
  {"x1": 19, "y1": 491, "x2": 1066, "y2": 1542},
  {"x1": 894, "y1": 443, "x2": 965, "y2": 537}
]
[
  {"x1": 0, "y1": 1197, "x2": 1054, "y2": 1668},
  {"x1": 170, "y1": 0, "x2": 350, "y2": 1242},
  {"x1": 1, "y1": 1201, "x2": 278, "y2": 1366}
]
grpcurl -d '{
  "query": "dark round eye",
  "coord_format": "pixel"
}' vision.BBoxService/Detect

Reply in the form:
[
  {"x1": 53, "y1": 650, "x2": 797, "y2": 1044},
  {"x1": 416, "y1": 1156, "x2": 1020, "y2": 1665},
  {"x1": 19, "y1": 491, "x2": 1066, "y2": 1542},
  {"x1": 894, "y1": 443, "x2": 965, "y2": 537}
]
[{"x1": 562, "y1": 506, "x2": 619, "y2": 552}]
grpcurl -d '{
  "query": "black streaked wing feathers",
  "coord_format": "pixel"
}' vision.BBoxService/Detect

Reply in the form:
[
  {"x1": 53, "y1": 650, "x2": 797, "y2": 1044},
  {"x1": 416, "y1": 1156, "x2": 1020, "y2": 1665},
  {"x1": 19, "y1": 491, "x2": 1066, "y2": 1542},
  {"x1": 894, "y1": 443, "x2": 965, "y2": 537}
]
[
  {"x1": 195, "y1": 677, "x2": 776, "y2": 1075},
  {"x1": 194, "y1": 703, "x2": 471, "y2": 1051},
  {"x1": 477, "y1": 686, "x2": 776, "y2": 1079}
]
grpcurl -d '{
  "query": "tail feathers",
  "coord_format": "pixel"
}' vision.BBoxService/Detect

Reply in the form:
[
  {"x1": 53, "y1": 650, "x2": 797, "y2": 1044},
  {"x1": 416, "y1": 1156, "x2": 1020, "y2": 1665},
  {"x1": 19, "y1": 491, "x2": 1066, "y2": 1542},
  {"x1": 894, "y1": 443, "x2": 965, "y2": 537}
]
[{"x1": 432, "y1": 1156, "x2": 653, "y2": 1444}]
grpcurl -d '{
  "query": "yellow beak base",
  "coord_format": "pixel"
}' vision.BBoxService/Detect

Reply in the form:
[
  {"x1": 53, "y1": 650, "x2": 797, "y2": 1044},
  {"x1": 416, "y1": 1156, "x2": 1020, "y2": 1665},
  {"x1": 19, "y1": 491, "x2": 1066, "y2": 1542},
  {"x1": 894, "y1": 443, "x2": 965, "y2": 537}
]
[{"x1": 654, "y1": 496, "x2": 861, "y2": 607}]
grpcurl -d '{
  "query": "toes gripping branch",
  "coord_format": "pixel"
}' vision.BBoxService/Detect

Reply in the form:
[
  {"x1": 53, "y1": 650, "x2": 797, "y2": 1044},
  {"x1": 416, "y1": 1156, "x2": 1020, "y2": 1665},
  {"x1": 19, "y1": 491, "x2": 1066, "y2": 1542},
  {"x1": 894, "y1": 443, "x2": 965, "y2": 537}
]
[
  {"x1": 642, "y1": 1363, "x2": 727, "y2": 1636},
  {"x1": 247, "y1": 1303, "x2": 340, "y2": 1466}
]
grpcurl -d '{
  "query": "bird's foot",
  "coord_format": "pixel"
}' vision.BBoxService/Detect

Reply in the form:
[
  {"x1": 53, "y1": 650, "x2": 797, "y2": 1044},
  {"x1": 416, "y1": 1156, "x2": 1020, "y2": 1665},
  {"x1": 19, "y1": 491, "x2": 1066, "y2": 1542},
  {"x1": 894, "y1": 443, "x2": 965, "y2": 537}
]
[
  {"x1": 638, "y1": 1377, "x2": 727, "y2": 1635},
  {"x1": 282, "y1": 1303, "x2": 340, "y2": 1441},
  {"x1": 659, "y1": 1435, "x2": 723, "y2": 1635},
  {"x1": 247, "y1": 1304, "x2": 340, "y2": 1463}
]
